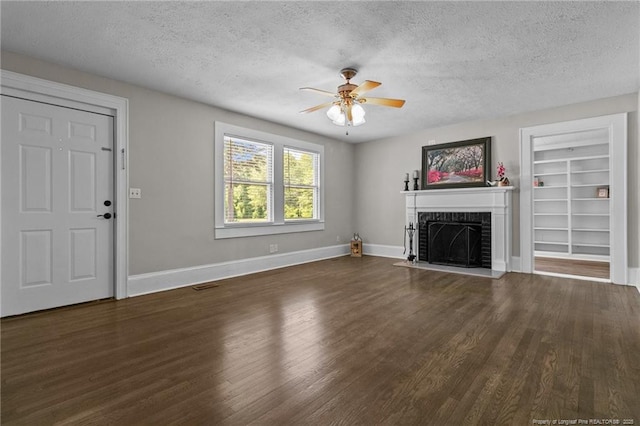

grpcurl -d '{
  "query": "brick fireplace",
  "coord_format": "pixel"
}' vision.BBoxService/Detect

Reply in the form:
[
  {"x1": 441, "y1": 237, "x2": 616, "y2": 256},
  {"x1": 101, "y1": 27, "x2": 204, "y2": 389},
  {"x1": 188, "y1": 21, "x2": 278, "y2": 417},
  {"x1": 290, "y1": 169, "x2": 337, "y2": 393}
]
[{"x1": 405, "y1": 186, "x2": 513, "y2": 272}]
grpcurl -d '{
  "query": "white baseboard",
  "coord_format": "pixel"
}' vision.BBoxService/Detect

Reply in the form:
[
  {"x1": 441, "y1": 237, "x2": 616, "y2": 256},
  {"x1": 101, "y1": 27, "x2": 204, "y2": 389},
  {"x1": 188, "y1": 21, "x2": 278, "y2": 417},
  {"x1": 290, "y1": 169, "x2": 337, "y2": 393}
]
[
  {"x1": 362, "y1": 244, "x2": 405, "y2": 259},
  {"x1": 128, "y1": 244, "x2": 350, "y2": 297},
  {"x1": 128, "y1": 244, "x2": 640, "y2": 297},
  {"x1": 629, "y1": 268, "x2": 640, "y2": 293},
  {"x1": 510, "y1": 256, "x2": 521, "y2": 272}
]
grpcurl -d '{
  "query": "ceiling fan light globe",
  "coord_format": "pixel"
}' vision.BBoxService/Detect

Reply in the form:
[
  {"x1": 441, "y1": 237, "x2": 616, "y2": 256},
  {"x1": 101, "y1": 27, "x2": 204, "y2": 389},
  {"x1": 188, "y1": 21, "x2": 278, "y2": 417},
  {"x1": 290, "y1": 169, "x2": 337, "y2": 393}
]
[
  {"x1": 332, "y1": 115, "x2": 346, "y2": 126},
  {"x1": 326, "y1": 105, "x2": 342, "y2": 121},
  {"x1": 352, "y1": 117, "x2": 366, "y2": 126},
  {"x1": 351, "y1": 104, "x2": 366, "y2": 121}
]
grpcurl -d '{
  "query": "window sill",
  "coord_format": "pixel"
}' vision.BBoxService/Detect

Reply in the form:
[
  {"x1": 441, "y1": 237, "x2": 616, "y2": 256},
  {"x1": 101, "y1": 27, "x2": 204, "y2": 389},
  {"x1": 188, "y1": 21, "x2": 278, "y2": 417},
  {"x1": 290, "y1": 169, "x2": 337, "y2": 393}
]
[{"x1": 214, "y1": 221, "x2": 325, "y2": 239}]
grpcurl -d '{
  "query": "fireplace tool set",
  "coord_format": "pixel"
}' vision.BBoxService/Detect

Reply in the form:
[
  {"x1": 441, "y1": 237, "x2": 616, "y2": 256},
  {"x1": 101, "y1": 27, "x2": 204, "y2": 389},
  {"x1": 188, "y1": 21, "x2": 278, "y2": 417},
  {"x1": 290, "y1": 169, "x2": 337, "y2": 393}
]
[{"x1": 403, "y1": 222, "x2": 417, "y2": 263}]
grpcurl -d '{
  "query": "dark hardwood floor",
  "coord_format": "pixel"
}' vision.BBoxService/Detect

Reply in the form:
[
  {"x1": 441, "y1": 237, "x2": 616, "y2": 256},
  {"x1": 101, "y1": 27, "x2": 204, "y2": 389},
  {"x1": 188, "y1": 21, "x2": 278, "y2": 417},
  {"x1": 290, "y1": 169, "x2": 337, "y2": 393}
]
[
  {"x1": 2, "y1": 256, "x2": 639, "y2": 425},
  {"x1": 535, "y1": 256, "x2": 610, "y2": 280}
]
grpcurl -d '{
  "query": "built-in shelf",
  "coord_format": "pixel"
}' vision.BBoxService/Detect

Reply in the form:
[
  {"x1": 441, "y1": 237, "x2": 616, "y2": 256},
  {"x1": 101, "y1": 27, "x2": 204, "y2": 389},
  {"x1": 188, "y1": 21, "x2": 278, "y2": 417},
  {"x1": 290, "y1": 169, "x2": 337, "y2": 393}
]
[
  {"x1": 571, "y1": 168, "x2": 609, "y2": 174},
  {"x1": 522, "y1": 113, "x2": 627, "y2": 283},
  {"x1": 533, "y1": 140, "x2": 610, "y2": 261},
  {"x1": 572, "y1": 243, "x2": 609, "y2": 248},
  {"x1": 534, "y1": 241, "x2": 567, "y2": 246},
  {"x1": 534, "y1": 172, "x2": 566, "y2": 177},
  {"x1": 534, "y1": 159, "x2": 567, "y2": 165},
  {"x1": 534, "y1": 227, "x2": 568, "y2": 231}
]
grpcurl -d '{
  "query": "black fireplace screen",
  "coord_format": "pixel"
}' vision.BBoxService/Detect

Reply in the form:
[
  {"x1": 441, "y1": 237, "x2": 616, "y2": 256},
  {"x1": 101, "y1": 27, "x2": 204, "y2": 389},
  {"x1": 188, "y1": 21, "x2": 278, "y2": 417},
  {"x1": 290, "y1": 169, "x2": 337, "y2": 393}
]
[
  {"x1": 428, "y1": 222, "x2": 482, "y2": 268},
  {"x1": 418, "y1": 212, "x2": 491, "y2": 269}
]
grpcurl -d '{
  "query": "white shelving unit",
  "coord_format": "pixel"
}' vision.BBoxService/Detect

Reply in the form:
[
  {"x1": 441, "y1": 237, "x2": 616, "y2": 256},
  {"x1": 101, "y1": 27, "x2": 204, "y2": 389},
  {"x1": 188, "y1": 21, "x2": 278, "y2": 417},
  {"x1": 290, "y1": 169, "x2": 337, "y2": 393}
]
[{"x1": 532, "y1": 130, "x2": 610, "y2": 261}]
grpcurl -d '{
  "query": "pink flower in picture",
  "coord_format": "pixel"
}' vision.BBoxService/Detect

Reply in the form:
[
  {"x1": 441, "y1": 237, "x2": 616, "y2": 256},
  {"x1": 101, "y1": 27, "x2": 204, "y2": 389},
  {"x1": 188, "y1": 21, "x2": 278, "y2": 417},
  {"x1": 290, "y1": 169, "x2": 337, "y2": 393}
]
[{"x1": 428, "y1": 170, "x2": 442, "y2": 183}]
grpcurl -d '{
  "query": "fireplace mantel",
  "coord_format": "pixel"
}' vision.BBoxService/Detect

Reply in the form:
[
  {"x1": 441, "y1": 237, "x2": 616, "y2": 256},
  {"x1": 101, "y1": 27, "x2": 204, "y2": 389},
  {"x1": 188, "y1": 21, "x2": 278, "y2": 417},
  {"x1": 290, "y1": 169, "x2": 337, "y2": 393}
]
[{"x1": 404, "y1": 186, "x2": 514, "y2": 272}]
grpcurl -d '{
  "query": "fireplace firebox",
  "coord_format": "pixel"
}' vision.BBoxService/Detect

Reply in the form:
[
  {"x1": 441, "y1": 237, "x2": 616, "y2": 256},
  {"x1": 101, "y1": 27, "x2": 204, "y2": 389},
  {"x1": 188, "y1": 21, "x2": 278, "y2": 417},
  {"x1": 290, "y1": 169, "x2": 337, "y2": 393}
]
[
  {"x1": 418, "y1": 212, "x2": 491, "y2": 269},
  {"x1": 428, "y1": 222, "x2": 482, "y2": 267}
]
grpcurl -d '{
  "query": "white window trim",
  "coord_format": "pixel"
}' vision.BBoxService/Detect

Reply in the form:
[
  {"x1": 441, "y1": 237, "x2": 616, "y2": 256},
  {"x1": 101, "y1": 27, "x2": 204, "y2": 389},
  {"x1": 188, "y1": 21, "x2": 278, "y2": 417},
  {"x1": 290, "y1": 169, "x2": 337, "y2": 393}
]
[{"x1": 214, "y1": 122, "x2": 324, "y2": 239}]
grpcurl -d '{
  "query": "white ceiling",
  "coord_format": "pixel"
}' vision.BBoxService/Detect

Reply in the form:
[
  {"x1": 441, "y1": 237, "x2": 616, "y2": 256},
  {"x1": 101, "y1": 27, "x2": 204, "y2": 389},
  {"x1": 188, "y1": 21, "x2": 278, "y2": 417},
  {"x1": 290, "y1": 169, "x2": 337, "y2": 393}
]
[{"x1": 1, "y1": 1, "x2": 639, "y2": 143}]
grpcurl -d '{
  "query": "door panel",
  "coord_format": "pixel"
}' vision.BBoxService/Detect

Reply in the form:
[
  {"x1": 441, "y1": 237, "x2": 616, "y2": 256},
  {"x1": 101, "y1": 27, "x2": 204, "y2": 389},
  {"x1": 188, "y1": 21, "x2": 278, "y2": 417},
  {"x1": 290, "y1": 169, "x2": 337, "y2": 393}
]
[
  {"x1": 69, "y1": 228, "x2": 97, "y2": 281},
  {"x1": 2, "y1": 96, "x2": 114, "y2": 316},
  {"x1": 20, "y1": 145, "x2": 53, "y2": 212},
  {"x1": 20, "y1": 230, "x2": 53, "y2": 287},
  {"x1": 69, "y1": 150, "x2": 96, "y2": 211}
]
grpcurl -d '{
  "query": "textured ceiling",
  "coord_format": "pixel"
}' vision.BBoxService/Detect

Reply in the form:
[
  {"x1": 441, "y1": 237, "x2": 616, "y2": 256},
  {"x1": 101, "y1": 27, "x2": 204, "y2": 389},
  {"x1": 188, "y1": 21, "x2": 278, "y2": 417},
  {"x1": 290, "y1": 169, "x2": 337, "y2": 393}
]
[{"x1": 1, "y1": 1, "x2": 639, "y2": 143}]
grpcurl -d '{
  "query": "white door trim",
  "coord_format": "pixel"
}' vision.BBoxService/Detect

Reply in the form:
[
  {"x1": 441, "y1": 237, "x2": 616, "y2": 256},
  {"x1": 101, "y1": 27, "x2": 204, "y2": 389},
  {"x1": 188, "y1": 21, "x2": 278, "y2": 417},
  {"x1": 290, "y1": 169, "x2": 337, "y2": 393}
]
[
  {"x1": 1, "y1": 69, "x2": 129, "y2": 304},
  {"x1": 519, "y1": 113, "x2": 628, "y2": 285}
]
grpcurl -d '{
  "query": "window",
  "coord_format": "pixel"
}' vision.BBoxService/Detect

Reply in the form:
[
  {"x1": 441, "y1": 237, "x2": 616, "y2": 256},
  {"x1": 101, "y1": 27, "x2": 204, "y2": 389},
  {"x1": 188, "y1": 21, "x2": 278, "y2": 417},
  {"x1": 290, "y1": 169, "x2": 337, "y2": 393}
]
[
  {"x1": 284, "y1": 147, "x2": 319, "y2": 221},
  {"x1": 214, "y1": 122, "x2": 324, "y2": 239}
]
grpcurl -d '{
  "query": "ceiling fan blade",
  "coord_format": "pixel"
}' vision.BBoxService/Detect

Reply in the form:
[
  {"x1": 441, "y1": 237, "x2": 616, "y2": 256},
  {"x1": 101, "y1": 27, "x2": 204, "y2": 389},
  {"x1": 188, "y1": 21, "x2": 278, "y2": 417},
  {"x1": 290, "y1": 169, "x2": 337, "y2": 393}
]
[
  {"x1": 300, "y1": 87, "x2": 337, "y2": 97},
  {"x1": 300, "y1": 102, "x2": 335, "y2": 114},
  {"x1": 350, "y1": 80, "x2": 381, "y2": 97},
  {"x1": 362, "y1": 97, "x2": 406, "y2": 108}
]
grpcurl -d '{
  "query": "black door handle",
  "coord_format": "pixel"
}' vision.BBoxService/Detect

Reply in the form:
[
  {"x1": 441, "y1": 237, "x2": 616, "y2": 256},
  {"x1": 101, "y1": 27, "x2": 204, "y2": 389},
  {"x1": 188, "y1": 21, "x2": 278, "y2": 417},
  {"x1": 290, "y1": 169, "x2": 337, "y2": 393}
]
[{"x1": 97, "y1": 213, "x2": 112, "y2": 219}]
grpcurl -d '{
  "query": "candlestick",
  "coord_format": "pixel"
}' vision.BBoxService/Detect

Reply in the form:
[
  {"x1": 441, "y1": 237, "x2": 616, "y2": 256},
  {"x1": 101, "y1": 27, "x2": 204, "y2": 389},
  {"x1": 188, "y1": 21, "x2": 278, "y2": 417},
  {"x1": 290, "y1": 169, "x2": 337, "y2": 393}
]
[{"x1": 413, "y1": 170, "x2": 419, "y2": 179}]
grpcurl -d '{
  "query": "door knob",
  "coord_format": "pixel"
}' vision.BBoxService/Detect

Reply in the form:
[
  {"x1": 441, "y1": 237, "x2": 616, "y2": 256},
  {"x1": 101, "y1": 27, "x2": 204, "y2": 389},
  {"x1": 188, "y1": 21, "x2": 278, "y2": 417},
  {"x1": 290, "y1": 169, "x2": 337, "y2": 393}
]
[{"x1": 97, "y1": 213, "x2": 112, "y2": 219}]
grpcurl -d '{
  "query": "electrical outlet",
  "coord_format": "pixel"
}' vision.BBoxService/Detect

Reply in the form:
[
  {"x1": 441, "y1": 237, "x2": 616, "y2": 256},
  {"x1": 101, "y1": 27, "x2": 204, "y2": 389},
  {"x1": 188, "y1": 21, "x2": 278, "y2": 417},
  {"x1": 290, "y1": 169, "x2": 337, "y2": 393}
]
[
  {"x1": 336, "y1": 235, "x2": 341, "y2": 242},
  {"x1": 129, "y1": 188, "x2": 141, "y2": 199},
  {"x1": 269, "y1": 244, "x2": 278, "y2": 253}
]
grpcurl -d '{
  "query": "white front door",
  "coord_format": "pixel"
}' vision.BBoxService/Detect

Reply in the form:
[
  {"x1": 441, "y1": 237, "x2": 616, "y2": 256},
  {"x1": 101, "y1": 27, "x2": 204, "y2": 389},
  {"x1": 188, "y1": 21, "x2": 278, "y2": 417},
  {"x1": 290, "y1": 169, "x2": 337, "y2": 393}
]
[{"x1": 1, "y1": 95, "x2": 114, "y2": 316}]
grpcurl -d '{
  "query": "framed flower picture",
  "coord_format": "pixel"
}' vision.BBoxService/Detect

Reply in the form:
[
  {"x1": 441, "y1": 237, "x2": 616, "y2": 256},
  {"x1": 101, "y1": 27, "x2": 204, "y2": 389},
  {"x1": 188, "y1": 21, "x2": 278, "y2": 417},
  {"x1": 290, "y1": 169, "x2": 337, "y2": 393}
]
[{"x1": 421, "y1": 137, "x2": 491, "y2": 190}]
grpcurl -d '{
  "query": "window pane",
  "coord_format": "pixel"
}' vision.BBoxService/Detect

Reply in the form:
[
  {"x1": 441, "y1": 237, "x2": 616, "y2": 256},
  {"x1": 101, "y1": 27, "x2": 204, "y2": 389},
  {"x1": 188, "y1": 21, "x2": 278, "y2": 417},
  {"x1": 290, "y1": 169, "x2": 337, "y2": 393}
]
[
  {"x1": 284, "y1": 148, "x2": 316, "y2": 186},
  {"x1": 225, "y1": 137, "x2": 272, "y2": 183},
  {"x1": 224, "y1": 135, "x2": 273, "y2": 224},
  {"x1": 285, "y1": 187, "x2": 314, "y2": 219},
  {"x1": 225, "y1": 183, "x2": 270, "y2": 222}
]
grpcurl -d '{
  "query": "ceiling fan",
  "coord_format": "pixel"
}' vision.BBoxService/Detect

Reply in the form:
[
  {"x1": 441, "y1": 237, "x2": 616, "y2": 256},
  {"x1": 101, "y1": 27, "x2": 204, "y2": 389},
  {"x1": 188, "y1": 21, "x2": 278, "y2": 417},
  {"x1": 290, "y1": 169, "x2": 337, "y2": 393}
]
[{"x1": 300, "y1": 68, "x2": 405, "y2": 131}]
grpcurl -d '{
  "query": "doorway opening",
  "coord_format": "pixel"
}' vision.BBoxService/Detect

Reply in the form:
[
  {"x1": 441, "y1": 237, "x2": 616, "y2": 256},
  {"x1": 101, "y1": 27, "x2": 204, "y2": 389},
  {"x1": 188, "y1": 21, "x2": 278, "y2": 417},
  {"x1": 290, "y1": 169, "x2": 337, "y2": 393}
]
[{"x1": 520, "y1": 114, "x2": 628, "y2": 284}]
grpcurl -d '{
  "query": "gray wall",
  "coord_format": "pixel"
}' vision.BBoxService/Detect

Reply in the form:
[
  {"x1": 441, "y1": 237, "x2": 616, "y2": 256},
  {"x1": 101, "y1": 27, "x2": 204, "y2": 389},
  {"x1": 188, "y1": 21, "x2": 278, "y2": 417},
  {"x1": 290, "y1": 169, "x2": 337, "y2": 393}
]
[
  {"x1": 1, "y1": 51, "x2": 356, "y2": 275},
  {"x1": 2, "y1": 50, "x2": 638, "y2": 275},
  {"x1": 355, "y1": 94, "x2": 639, "y2": 269}
]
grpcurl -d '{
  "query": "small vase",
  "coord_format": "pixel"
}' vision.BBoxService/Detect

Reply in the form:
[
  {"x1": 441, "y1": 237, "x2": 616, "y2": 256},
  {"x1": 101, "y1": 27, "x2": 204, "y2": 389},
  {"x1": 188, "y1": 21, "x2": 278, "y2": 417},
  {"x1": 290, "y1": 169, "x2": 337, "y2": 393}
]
[{"x1": 498, "y1": 177, "x2": 510, "y2": 186}]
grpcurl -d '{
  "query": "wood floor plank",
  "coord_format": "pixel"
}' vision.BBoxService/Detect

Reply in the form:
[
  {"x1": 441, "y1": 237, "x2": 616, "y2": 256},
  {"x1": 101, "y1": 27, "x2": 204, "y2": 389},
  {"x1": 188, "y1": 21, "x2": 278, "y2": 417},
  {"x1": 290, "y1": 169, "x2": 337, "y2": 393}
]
[
  {"x1": 535, "y1": 256, "x2": 610, "y2": 279},
  {"x1": 2, "y1": 256, "x2": 639, "y2": 425}
]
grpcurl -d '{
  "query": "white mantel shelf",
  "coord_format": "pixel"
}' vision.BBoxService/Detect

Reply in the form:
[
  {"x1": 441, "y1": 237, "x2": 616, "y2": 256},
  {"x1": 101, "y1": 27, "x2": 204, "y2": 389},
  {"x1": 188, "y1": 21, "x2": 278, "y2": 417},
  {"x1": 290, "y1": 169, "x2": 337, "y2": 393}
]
[{"x1": 404, "y1": 186, "x2": 514, "y2": 272}]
